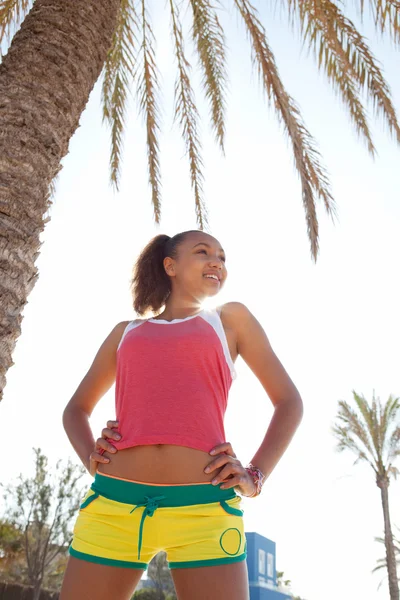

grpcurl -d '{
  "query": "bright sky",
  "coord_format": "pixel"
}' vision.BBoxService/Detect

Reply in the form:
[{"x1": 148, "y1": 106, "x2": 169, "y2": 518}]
[{"x1": 1, "y1": 4, "x2": 400, "y2": 599}]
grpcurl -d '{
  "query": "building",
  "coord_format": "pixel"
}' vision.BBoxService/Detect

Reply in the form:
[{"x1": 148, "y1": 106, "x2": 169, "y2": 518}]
[{"x1": 245, "y1": 531, "x2": 292, "y2": 600}]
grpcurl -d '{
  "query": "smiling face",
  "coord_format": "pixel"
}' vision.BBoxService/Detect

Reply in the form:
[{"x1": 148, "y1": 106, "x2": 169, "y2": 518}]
[{"x1": 163, "y1": 231, "x2": 227, "y2": 301}]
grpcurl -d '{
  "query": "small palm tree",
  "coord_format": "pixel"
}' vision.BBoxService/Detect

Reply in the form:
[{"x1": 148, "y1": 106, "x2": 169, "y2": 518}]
[
  {"x1": 1, "y1": 2, "x2": 400, "y2": 401},
  {"x1": 276, "y1": 570, "x2": 292, "y2": 588},
  {"x1": 372, "y1": 526, "x2": 400, "y2": 591},
  {"x1": 332, "y1": 390, "x2": 400, "y2": 600}
]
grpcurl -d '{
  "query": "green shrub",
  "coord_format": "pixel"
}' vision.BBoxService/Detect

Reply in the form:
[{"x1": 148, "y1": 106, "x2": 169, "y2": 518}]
[{"x1": 132, "y1": 589, "x2": 165, "y2": 600}]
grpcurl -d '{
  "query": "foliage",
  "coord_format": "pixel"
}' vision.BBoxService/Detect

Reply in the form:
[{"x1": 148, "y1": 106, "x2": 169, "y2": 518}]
[
  {"x1": 132, "y1": 589, "x2": 165, "y2": 600},
  {"x1": 0, "y1": 518, "x2": 25, "y2": 584},
  {"x1": 2, "y1": 1, "x2": 400, "y2": 259},
  {"x1": 1, "y1": 448, "x2": 86, "y2": 599},
  {"x1": 332, "y1": 390, "x2": 400, "y2": 479},
  {"x1": 276, "y1": 569, "x2": 291, "y2": 586},
  {"x1": 0, "y1": 518, "x2": 24, "y2": 557},
  {"x1": 276, "y1": 569, "x2": 307, "y2": 599},
  {"x1": 101, "y1": 0, "x2": 400, "y2": 261}
]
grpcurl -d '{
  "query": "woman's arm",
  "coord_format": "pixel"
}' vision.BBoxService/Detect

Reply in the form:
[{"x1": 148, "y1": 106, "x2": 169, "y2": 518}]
[
  {"x1": 62, "y1": 321, "x2": 129, "y2": 472},
  {"x1": 221, "y1": 302, "x2": 304, "y2": 481}
]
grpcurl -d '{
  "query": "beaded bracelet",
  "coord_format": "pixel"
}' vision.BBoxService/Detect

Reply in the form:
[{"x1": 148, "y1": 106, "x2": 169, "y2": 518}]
[{"x1": 244, "y1": 463, "x2": 266, "y2": 498}]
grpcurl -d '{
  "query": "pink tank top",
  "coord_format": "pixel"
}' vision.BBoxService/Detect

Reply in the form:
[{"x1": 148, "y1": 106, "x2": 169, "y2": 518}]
[{"x1": 112, "y1": 307, "x2": 237, "y2": 454}]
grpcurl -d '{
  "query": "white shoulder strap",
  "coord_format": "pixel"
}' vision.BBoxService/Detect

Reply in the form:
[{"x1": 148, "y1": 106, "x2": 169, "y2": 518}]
[
  {"x1": 200, "y1": 307, "x2": 237, "y2": 380},
  {"x1": 117, "y1": 319, "x2": 145, "y2": 352}
]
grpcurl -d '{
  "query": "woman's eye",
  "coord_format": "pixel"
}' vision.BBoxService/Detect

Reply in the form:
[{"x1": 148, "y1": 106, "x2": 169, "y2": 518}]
[{"x1": 197, "y1": 249, "x2": 226, "y2": 262}]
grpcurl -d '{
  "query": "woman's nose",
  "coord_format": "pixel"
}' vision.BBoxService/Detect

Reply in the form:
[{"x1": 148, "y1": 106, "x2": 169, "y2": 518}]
[{"x1": 209, "y1": 257, "x2": 224, "y2": 268}]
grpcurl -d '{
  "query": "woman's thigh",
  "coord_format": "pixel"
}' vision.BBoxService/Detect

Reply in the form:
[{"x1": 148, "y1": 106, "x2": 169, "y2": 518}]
[
  {"x1": 59, "y1": 556, "x2": 145, "y2": 600},
  {"x1": 171, "y1": 560, "x2": 250, "y2": 600}
]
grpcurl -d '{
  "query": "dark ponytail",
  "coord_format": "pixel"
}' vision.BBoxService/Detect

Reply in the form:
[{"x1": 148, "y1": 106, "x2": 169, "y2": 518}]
[{"x1": 131, "y1": 230, "x2": 199, "y2": 316}]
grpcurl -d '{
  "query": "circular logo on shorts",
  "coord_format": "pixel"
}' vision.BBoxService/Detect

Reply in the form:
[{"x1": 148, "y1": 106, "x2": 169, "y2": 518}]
[{"x1": 219, "y1": 528, "x2": 242, "y2": 556}]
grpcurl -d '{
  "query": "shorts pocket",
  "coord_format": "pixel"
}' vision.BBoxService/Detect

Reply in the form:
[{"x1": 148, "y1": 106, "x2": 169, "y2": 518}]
[
  {"x1": 79, "y1": 489, "x2": 100, "y2": 510},
  {"x1": 219, "y1": 497, "x2": 244, "y2": 517}
]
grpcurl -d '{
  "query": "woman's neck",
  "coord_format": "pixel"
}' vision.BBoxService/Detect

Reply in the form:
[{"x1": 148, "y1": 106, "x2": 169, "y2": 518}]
[{"x1": 154, "y1": 301, "x2": 203, "y2": 322}]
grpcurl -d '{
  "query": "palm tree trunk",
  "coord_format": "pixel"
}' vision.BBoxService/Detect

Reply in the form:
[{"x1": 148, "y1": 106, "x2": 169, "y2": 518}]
[
  {"x1": 0, "y1": 0, "x2": 121, "y2": 401},
  {"x1": 378, "y1": 477, "x2": 399, "y2": 600}
]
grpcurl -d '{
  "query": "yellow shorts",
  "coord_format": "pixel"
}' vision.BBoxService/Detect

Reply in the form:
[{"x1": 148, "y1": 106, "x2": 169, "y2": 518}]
[{"x1": 69, "y1": 472, "x2": 247, "y2": 570}]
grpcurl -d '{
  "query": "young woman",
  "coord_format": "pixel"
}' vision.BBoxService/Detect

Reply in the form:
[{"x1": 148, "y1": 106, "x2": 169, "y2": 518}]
[{"x1": 60, "y1": 229, "x2": 303, "y2": 600}]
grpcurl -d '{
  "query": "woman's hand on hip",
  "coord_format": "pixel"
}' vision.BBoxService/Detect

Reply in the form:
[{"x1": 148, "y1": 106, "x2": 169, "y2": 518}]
[
  {"x1": 89, "y1": 420, "x2": 121, "y2": 477},
  {"x1": 204, "y1": 442, "x2": 256, "y2": 497}
]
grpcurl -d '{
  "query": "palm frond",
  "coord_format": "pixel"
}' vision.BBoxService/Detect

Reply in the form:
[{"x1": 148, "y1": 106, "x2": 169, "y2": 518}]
[
  {"x1": 381, "y1": 394, "x2": 400, "y2": 440},
  {"x1": 101, "y1": 0, "x2": 139, "y2": 191},
  {"x1": 380, "y1": 394, "x2": 400, "y2": 464},
  {"x1": 137, "y1": 0, "x2": 162, "y2": 223},
  {"x1": 359, "y1": 0, "x2": 400, "y2": 44},
  {"x1": 189, "y1": 0, "x2": 227, "y2": 152},
  {"x1": 331, "y1": 423, "x2": 376, "y2": 470},
  {"x1": 374, "y1": 533, "x2": 400, "y2": 553},
  {"x1": 234, "y1": 0, "x2": 337, "y2": 262},
  {"x1": 334, "y1": 391, "x2": 400, "y2": 481},
  {"x1": 372, "y1": 558, "x2": 387, "y2": 574},
  {"x1": 0, "y1": 0, "x2": 32, "y2": 45},
  {"x1": 300, "y1": 3, "x2": 374, "y2": 155},
  {"x1": 387, "y1": 426, "x2": 400, "y2": 466},
  {"x1": 320, "y1": 53, "x2": 375, "y2": 154},
  {"x1": 352, "y1": 390, "x2": 383, "y2": 463},
  {"x1": 325, "y1": 1, "x2": 400, "y2": 144},
  {"x1": 373, "y1": 392, "x2": 382, "y2": 457},
  {"x1": 169, "y1": 0, "x2": 208, "y2": 229},
  {"x1": 333, "y1": 399, "x2": 379, "y2": 467},
  {"x1": 372, "y1": 548, "x2": 400, "y2": 576},
  {"x1": 286, "y1": 0, "x2": 400, "y2": 151}
]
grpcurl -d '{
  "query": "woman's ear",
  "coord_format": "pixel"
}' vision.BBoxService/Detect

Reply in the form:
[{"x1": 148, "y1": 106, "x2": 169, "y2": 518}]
[{"x1": 163, "y1": 257, "x2": 175, "y2": 276}]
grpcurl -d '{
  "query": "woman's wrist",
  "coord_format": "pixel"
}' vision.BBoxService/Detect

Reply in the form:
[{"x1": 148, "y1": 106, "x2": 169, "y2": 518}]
[{"x1": 244, "y1": 463, "x2": 266, "y2": 497}]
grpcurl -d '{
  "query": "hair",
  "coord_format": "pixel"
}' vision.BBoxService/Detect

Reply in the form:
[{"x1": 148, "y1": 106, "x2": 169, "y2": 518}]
[{"x1": 131, "y1": 230, "x2": 200, "y2": 316}]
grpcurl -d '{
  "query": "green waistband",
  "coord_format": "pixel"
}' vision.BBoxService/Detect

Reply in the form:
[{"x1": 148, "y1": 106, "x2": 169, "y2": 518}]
[{"x1": 91, "y1": 472, "x2": 237, "y2": 506}]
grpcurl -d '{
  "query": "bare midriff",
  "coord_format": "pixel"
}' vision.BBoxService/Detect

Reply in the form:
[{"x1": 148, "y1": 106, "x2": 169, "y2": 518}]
[{"x1": 96, "y1": 444, "x2": 227, "y2": 484}]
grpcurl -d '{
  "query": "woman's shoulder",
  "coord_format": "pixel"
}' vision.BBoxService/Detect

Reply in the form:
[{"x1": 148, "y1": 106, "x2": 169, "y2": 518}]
[
  {"x1": 122, "y1": 316, "x2": 148, "y2": 326},
  {"x1": 114, "y1": 318, "x2": 148, "y2": 351},
  {"x1": 217, "y1": 301, "x2": 252, "y2": 319},
  {"x1": 216, "y1": 302, "x2": 253, "y2": 329},
  {"x1": 113, "y1": 318, "x2": 146, "y2": 335}
]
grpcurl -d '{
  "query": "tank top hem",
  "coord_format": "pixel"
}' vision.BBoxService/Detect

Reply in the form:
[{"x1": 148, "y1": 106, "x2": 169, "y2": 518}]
[{"x1": 113, "y1": 436, "x2": 224, "y2": 454}]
